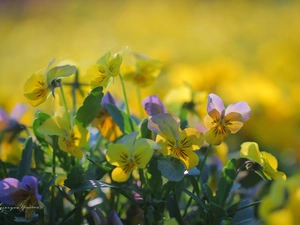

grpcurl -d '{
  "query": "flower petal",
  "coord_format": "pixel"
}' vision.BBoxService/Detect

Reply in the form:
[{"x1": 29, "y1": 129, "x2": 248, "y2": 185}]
[
  {"x1": 106, "y1": 144, "x2": 130, "y2": 167},
  {"x1": 170, "y1": 149, "x2": 199, "y2": 170},
  {"x1": 148, "y1": 113, "x2": 180, "y2": 140},
  {"x1": 132, "y1": 138, "x2": 154, "y2": 168},
  {"x1": 179, "y1": 128, "x2": 204, "y2": 151},
  {"x1": 9, "y1": 104, "x2": 28, "y2": 122},
  {"x1": 142, "y1": 95, "x2": 166, "y2": 116},
  {"x1": 225, "y1": 102, "x2": 251, "y2": 121},
  {"x1": 118, "y1": 131, "x2": 139, "y2": 154},
  {"x1": 72, "y1": 124, "x2": 90, "y2": 147},
  {"x1": 0, "y1": 178, "x2": 23, "y2": 205},
  {"x1": 156, "y1": 134, "x2": 175, "y2": 156},
  {"x1": 111, "y1": 166, "x2": 133, "y2": 182},
  {"x1": 102, "y1": 92, "x2": 116, "y2": 107},
  {"x1": 37, "y1": 116, "x2": 68, "y2": 136},
  {"x1": 21, "y1": 176, "x2": 41, "y2": 201},
  {"x1": 207, "y1": 94, "x2": 224, "y2": 114},
  {"x1": 204, "y1": 127, "x2": 229, "y2": 145},
  {"x1": 240, "y1": 142, "x2": 263, "y2": 164},
  {"x1": 204, "y1": 109, "x2": 221, "y2": 129}
]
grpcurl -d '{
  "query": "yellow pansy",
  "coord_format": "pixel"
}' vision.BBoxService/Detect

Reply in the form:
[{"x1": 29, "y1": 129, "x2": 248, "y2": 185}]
[
  {"x1": 37, "y1": 106, "x2": 90, "y2": 159},
  {"x1": 240, "y1": 142, "x2": 286, "y2": 181},
  {"x1": 204, "y1": 93, "x2": 251, "y2": 145},
  {"x1": 259, "y1": 174, "x2": 300, "y2": 225},
  {"x1": 148, "y1": 113, "x2": 204, "y2": 170},
  {"x1": 23, "y1": 59, "x2": 76, "y2": 107},
  {"x1": 106, "y1": 131, "x2": 159, "y2": 182},
  {"x1": 86, "y1": 51, "x2": 122, "y2": 88}
]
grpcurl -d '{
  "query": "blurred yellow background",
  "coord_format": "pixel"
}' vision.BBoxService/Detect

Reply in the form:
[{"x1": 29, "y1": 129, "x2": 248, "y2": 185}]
[{"x1": 1, "y1": 0, "x2": 300, "y2": 167}]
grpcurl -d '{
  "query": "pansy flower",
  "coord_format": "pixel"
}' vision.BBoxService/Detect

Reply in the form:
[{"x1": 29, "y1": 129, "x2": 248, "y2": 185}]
[
  {"x1": 37, "y1": 106, "x2": 90, "y2": 160},
  {"x1": 240, "y1": 142, "x2": 286, "y2": 181},
  {"x1": 148, "y1": 113, "x2": 204, "y2": 170},
  {"x1": 142, "y1": 95, "x2": 167, "y2": 116},
  {"x1": 91, "y1": 92, "x2": 122, "y2": 142},
  {"x1": 106, "y1": 131, "x2": 159, "y2": 182},
  {"x1": 86, "y1": 51, "x2": 122, "y2": 88},
  {"x1": 122, "y1": 52, "x2": 162, "y2": 87},
  {"x1": 0, "y1": 176, "x2": 42, "y2": 219},
  {"x1": 204, "y1": 93, "x2": 251, "y2": 145},
  {"x1": 23, "y1": 59, "x2": 76, "y2": 107}
]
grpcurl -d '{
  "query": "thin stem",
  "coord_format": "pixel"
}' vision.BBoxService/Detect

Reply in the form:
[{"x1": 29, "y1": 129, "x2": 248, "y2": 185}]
[
  {"x1": 59, "y1": 85, "x2": 71, "y2": 127},
  {"x1": 50, "y1": 136, "x2": 58, "y2": 224},
  {"x1": 137, "y1": 86, "x2": 144, "y2": 118},
  {"x1": 139, "y1": 168, "x2": 149, "y2": 225},
  {"x1": 118, "y1": 73, "x2": 131, "y2": 116},
  {"x1": 199, "y1": 144, "x2": 212, "y2": 180}
]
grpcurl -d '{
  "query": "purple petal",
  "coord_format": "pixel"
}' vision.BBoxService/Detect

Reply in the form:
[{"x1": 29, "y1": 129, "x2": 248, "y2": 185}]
[
  {"x1": 207, "y1": 94, "x2": 225, "y2": 115},
  {"x1": 0, "y1": 178, "x2": 23, "y2": 205},
  {"x1": 107, "y1": 210, "x2": 123, "y2": 225},
  {"x1": 142, "y1": 95, "x2": 166, "y2": 116},
  {"x1": 102, "y1": 92, "x2": 116, "y2": 108},
  {"x1": 0, "y1": 108, "x2": 9, "y2": 131},
  {"x1": 21, "y1": 176, "x2": 41, "y2": 200},
  {"x1": 91, "y1": 208, "x2": 107, "y2": 225},
  {"x1": 225, "y1": 102, "x2": 251, "y2": 121},
  {"x1": 9, "y1": 103, "x2": 28, "y2": 121}
]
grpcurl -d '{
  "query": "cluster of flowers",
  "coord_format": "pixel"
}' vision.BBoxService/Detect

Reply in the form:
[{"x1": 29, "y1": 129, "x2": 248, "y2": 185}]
[{"x1": 0, "y1": 48, "x2": 289, "y2": 224}]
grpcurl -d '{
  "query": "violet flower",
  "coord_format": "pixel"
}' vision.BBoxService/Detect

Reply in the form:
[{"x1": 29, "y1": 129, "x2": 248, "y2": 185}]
[{"x1": 142, "y1": 95, "x2": 166, "y2": 116}]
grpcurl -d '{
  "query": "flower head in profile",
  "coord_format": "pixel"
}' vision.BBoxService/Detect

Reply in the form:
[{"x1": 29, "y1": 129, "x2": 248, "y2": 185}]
[
  {"x1": 240, "y1": 142, "x2": 286, "y2": 181},
  {"x1": 142, "y1": 95, "x2": 167, "y2": 116},
  {"x1": 106, "y1": 131, "x2": 159, "y2": 182},
  {"x1": 23, "y1": 59, "x2": 76, "y2": 107},
  {"x1": 37, "y1": 106, "x2": 90, "y2": 159},
  {"x1": 259, "y1": 174, "x2": 300, "y2": 225},
  {"x1": 86, "y1": 51, "x2": 122, "y2": 88},
  {"x1": 148, "y1": 113, "x2": 204, "y2": 170},
  {"x1": 122, "y1": 52, "x2": 162, "y2": 87},
  {"x1": 204, "y1": 93, "x2": 251, "y2": 145},
  {"x1": 0, "y1": 176, "x2": 42, "y2": 219},
  {"x1": 91, "y1": 92, "x2": 122, "y2": 142}
]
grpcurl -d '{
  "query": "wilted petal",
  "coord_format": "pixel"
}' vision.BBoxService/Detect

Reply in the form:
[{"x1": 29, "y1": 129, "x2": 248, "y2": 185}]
[
  {"x1": 21, "y1": 176, "x2": 41, "y2": 201},
  {"x1": 207, "y1": 94, "x2": 225, "y2": 114},
  {"x1": 0, "y1": 178, "x2": 23, "y2": 205},
  {"x1": 142, "y1": 95, "x2": 166, "y2": 116},
  {"x1": 148, "y1": 113, "x2": 180, "y2": 141},
  {"x1": 225, "y1": 102, "x2": 251, "y2": 121}
]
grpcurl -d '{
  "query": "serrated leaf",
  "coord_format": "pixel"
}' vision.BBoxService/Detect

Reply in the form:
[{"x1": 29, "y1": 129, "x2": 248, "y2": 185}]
[
  {"x1": 75, "y1": 86, "x2": 104, "y2": 127},
  {"x1": 17, "y1": 137, "x2": 33, "y2": 180},
  {"x1": 47, "y1": 65, "x2": 76, "y2": 82},
  {"x1": 215, "y1": 158, "x2": 237, "y2": 207},
  {"x1": 105, "y1": 104, "x2": 138, "y2": 134},
  {"x1": 157, "y1": 158, "x2": 185, "y2": 182}
]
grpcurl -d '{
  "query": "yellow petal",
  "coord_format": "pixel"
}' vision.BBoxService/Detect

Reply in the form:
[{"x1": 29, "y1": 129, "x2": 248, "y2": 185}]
[
  {"x1": 58, "y1": 136, "x2": 83, "y2": 159},
  {"x1": 86, "y1": 64, "x2": 110, "y2": 88},
  {"x1": 170, "y1": 148, "x2": 199, "y2": 170},
  {"x1": 72, "y1": 124, "x2": 90, "y2": 147},
  {"x1": 108, "y1": 53, "x2": 122, "y2": 77},
  {"x1": 204, "y1": 127, "x2": 228, "y2": 145},
  {"x1": 156, "y1": 134, "x2": 175, "y2": 156},
  {"x1": 261, "y1": 151, "x2": 278, "y2": 170},
  {"x1": 224, "y1": 112, "x2": 244, "y2": 133},
  {"x1": 37, "y1": 116, "x2": 68, "y2": 136},
  {"x1": 204, "y1": 109, "x2": 220, "y2": 129},
  {"x1": 111, "y1": 166, "x2": 133, "y2": 182},
  {"x1": 179, "y1": 128, "x2": 204, "y2": 151},
  {"x1": 132, "y1": 138, "x2": 154, "y2": 168},
  {"x1": 240, "y1": 142, "x2": 263, "y2": 164},
  {"x1": 106, "y1": 144, "x2": 130, "y2": 167}
]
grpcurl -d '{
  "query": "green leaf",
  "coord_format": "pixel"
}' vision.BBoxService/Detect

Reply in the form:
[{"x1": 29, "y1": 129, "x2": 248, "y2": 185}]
[
  {"x1": 147, "y1": 158, "x2": 163, "y2": 194},
  {"x1": 140, "y1": 118, "x2": 152, "y2": 139},
  {"x1": 215, "y1": 158, "x2": 237, "y2": 207},
  {"x1": 105, "y1": 103, "x2": 138, "y2": 134},
  {"x1": 157, "y1": 158, "x2": 185, "y2": 182},
  {"x1": 203, "y1": 183, "x2": 215, "y2": 204},
  {"x1": 33, "y1": 111, "x2": 51, "y2": 146},
  {"x1": 41, "y1": 174, "x2": 59, "y2": 196},
  {"x1": 75, "y1": 86, "x2": 104, "y2": 127},
  {"x1": 68, "y1": 180, "x2": 119, "y2": 194},
  {"x1": 180, "y1": 188, "x2": 207, "y2": 212},
  {"x1": 17, "y1": 137, "x2": 33, "y2": 180},
  {"x1": 47, "y1": 65, "x2": 77, "y2": 82},
  {"x1": 64, "y1": 166, "x2": 85, "y2": 189}
]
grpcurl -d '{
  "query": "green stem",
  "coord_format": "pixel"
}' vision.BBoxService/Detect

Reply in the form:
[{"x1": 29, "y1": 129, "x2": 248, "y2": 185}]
[
  {"x1": 139, "y1": 169, "x2": 149, "y2": 225},
  {"x1": 50, "y1": 136, "x2": 58, "y2": 224},
  {"x1": 137, "y1": 86, "x2": 144, "y2": 118},
  {"x1": 199, "y1": 144, "x2": 212, "y2": 180},
  {"x1": 118, "y1": 73, "x2": 131, "y2": 116},
  {"x1": 59, "y1": 85, "x2": 71, "y2": 127}
]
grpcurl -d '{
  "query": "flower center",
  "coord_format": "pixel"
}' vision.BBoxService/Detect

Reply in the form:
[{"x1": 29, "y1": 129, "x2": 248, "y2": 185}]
[
  {"x1": 173, "y1": 147, "x2": 188, "y2": 160},
  {"x1": 123, "y1": 160, "x2": 135, "y2": 173}
]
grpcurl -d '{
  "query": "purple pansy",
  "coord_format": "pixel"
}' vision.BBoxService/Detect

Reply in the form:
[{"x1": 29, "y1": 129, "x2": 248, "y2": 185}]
[
  {"x1": 142, "y1": 95, "x2": 166, "y2": 116},
  {"x1": 204, "y1": 93, "x2": 251, "y2": 145},
  {"x1": 0, "y1": 176, "x2": 41, "y2": 206}
]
